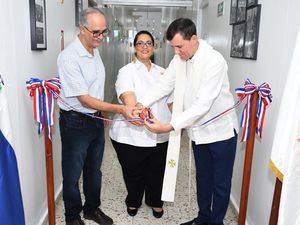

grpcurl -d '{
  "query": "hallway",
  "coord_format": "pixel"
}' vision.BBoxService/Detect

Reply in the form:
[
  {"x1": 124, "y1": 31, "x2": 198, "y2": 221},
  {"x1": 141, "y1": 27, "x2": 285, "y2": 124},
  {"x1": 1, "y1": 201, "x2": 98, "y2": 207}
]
[
  {"x1": 2, "y1": 0, "x2": 300, "y2": 224},
  {"x1": 54, "y1": 131, "x2": 238, "y2": 225}
]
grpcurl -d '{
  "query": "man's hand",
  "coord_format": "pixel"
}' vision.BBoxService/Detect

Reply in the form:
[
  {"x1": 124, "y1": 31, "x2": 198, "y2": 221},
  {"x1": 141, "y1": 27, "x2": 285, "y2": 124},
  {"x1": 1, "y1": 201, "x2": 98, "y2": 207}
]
[
  {"x1": 144, "y1": 117, "x2": 173, "y2": 134},
  {"x1": 121, "y1": 105, "x2": 143, "y2": 126},
  {"x1": 135, "y1": 102, "x2": 143, "y2": 109},
  {"x1": 130, "y1": 102, "x2": 144, "y2": 126}
]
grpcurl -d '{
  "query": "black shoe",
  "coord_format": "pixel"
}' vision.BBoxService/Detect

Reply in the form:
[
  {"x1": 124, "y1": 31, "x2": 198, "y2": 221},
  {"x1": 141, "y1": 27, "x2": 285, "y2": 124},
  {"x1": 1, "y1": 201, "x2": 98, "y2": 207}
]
[
  {"x1": 83, "y1": 208, "x2": 113, "y2": 225},
  {"x1": 127, "y1": 207, "x2": 138, "y2": 216},
  {"x1": 180, "y1": 219, "x2": 208, "y2": 225},
  {"x1": 152, "y1": 208, "x2": 164, "y2": 218},
  {"x1": 66, "y1": 218, "x2": 85, "y2": 225}
]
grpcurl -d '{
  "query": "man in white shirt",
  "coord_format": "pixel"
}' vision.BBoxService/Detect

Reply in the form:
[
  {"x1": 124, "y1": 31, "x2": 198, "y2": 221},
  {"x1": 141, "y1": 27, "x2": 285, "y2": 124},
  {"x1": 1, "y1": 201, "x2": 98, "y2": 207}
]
[
  {"x1": 58, "y1": 8, "x2": 135, "y2": 225},
  {"x1": 141, "y1": 18, "x2": 239, "y2": 225}
]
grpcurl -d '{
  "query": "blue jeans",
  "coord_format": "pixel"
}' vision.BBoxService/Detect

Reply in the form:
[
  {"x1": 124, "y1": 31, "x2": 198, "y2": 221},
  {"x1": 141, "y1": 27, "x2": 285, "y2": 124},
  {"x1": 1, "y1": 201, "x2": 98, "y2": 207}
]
[
  {"x1": 59, "y1": 111, "x2": 105, "y2": 221},
  {"x1": 193, "y1": 131, "x2": 237, "y2": 225}
]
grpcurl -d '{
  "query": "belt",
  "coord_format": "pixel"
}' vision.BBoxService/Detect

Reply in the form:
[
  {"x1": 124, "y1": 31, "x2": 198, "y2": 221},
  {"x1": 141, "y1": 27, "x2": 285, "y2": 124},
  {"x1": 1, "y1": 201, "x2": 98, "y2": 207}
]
[{"x1": 60, "y1": 109, "x2": 102, "y2": 118}]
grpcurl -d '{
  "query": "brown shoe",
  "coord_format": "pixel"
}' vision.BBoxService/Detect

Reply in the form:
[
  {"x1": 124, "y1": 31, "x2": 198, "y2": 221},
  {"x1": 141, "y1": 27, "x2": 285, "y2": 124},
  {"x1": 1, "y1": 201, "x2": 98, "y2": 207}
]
[
  {"x1": 66, "y1": 218, "x2": 85, "y2": 225},
  {"x1": 83, "y1": 208, "x2": 113, "y2": 225}
]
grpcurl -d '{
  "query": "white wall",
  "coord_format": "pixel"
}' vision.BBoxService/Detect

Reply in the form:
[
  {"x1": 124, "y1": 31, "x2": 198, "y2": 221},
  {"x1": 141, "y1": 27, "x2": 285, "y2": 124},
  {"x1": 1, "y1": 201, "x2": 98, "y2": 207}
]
[
  {"x1": 200, "y1": 0, "x2": 300, "y2": 224},
  {"x1": 0, "y1": 0, "x2": 77, "y2": 224}
]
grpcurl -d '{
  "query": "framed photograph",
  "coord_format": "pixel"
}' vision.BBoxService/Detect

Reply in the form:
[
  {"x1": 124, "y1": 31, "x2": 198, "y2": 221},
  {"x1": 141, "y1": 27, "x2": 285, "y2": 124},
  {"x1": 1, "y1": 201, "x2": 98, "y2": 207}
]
[
  {"x1": 217, "y1": 1, "x2": 224, "y2": 17},
  {"x1": 247, "y1": 0, "x2": 257, "y2": 7},
  {"x1": 236, "y1": 0, "x2": 247, "y2": 22},
  {"x1": 75, "y1": 0, "x2": 83, "y2": 27},
  {"x1": 230, "y1": 22, "x2": 246, "y2": 58},
  {"x1": 229, "y1": 0, "x2": 237, "y2": 24},
  {"x1": 29, "y1": 0, "x2": 47, "y2": 50},
  {"x1": 244, "y1": 5, "x2": 261, "y2": 59},
  {"x1": 88, "y1": 0, "x2": 98, "y2": 7}
]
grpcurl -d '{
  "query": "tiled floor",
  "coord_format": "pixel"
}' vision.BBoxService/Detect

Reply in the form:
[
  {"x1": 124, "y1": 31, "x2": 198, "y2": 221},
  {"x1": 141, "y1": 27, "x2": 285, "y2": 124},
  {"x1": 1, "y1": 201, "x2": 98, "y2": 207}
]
[{"x1": 55, "y1": 131, "x2": 238, "y2": 225}]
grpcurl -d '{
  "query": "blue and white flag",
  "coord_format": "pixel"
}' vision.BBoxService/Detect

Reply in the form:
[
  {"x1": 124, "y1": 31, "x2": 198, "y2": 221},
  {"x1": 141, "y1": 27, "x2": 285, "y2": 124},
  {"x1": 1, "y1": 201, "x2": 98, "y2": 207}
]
[{"x1": 0, "y1": 77, "x2": 25, "y2": 225}]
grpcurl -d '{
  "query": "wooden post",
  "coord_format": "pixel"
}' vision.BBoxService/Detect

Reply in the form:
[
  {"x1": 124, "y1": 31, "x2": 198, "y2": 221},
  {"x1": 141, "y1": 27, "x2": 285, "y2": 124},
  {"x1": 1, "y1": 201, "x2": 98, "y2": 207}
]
[
  {"x1": 43, "y1": 109, "x2": 55, "y2": 225},
  {"x1": 269, "y1": 178, "x2": 282, "y2": 225},
  {"x1": 238, "y1": 91, "x2": 258, "y2": 225}
]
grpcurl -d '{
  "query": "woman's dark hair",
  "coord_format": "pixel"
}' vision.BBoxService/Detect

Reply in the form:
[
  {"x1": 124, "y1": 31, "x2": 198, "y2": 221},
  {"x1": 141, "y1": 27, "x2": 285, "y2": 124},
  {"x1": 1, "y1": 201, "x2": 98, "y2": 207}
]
[
  {"x1": 133, "y1": 30, "x2": 155, "y2": 46},
  {"x1": 166, "y1": 18, "x2": 196, "y2": 41}
]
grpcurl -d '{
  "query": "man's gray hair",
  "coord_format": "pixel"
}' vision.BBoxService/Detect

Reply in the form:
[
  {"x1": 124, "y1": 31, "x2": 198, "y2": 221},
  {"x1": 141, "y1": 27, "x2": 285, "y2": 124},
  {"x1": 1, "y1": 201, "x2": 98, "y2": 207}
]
[{"x1": 79, "y1": 8, "x2": 106, "y2": 27}]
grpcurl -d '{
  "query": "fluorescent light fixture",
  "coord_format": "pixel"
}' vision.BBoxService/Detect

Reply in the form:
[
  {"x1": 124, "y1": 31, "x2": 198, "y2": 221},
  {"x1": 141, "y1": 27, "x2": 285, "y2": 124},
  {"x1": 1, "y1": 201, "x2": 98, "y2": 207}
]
[{"x1": 103, "y1": 0, "x2": 192, "y2": 7}]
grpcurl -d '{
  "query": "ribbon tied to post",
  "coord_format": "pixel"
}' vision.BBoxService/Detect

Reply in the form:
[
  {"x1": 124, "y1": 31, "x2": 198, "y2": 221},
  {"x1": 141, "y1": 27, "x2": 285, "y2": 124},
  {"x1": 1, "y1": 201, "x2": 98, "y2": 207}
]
[
  {"x1": 26, "y1": 77, "x2": 61, "y2": 140},
  {"x1": 235, "y1": 79, "x2": 272, "y2": 142}
]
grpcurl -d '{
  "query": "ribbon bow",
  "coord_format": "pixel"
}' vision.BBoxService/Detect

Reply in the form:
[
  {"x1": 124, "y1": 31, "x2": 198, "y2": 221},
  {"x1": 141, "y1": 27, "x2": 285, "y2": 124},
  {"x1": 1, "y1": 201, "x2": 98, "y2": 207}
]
[
  {"x1": 235, "y1": 79, "x2": 272, "y2": 142},
  {"x1": 26, "y1": 77, "x2": 61, "y2": 140}
]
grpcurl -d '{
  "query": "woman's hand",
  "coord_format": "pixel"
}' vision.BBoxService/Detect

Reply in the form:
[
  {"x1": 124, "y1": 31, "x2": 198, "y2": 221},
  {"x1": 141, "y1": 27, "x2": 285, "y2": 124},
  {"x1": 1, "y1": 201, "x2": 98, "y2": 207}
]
[
  {"x1": 130, "y1": 107, "x2": 144, "y2": 126},
  {"x1": 144, "y1": 117, "x2": 173, "y2": 134}
]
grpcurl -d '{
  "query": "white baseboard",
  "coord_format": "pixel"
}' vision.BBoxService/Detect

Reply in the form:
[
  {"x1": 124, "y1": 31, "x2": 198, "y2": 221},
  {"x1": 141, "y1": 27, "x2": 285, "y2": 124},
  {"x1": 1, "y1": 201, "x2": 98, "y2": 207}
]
[
  {"x1": 230, "y1": 194, "x2": 252, "y2": 225},
  {"x1": 38, "y1": 184, "x2": 63, "y2": 225}
]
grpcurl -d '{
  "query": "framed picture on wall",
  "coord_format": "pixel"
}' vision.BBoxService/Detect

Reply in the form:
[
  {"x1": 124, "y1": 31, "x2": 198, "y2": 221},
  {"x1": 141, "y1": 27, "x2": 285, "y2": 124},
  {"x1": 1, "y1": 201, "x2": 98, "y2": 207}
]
[
  {"x1": 247, "y1": 0, "x2": 257, "y2": 7},
  {"x1": 229, "y1": 0, "x2": 237, "y2": 24},
  {"x1": 236, "y1": 0, "x2": 247, "y2": 22},
  {"x1": 243, "y1": 5, "x2": 261, "y2": 59},
  {"x1": 29, "y1": 0, "x2": 47, "y2": 50},
  {"x1": 88, "y1": 0, "x2": 98, "y2": 7},
  {"x1": 230, "y1": 22, "x2": 246, "y2": 58},
  {"x1": 75, "y1": 0, "x2": 83, "y2": 27}
]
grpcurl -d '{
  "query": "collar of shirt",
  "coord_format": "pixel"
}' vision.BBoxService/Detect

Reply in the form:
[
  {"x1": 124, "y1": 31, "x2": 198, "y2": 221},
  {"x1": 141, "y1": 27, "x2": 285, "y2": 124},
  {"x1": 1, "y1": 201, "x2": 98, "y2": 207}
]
[
  {"x1": 133, "y1": 58, "x2": 156, "y2": 71},
  {"x1": 187, "y1": 54, "x2": 195, "y2": 63},
  {"x1": 74, "y1": 36, "x2": 96, "y2": 58},
  {"x1": 187, "y1": 57, "x2": 195, "y2": 64},
  {"x1": 187, "y1": 39, "x2": 204, "y2": 64}
]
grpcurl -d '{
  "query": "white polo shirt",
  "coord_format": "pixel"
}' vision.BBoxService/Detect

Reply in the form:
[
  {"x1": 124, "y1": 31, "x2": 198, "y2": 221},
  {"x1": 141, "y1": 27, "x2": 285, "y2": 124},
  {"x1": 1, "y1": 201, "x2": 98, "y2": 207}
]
[
  {"x1": 141, "y1": 40, "x2": 239, "y2": 144},
  {"x1": 109, "y1": 60, "x2": 172, "y2": 147},
  {"x1": 57, "y1": 36, "x2": 105, "y2": 114}
]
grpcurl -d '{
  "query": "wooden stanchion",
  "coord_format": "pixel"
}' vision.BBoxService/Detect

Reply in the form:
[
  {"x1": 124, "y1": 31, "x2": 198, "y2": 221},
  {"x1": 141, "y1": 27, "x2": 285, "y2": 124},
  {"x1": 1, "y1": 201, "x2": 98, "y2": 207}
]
[
  {"x1": 238, "y1": 91, "x2": 258, "y2": 225},
  {"x1": 26, "y1": 77, "x2": 59, "y2": 225},
  {"x1": 43, "y1": 111, "x2": 55, "y2": 225},
  {"x1": 269, "y1": 178, "x2": 282, "y2": 225}
]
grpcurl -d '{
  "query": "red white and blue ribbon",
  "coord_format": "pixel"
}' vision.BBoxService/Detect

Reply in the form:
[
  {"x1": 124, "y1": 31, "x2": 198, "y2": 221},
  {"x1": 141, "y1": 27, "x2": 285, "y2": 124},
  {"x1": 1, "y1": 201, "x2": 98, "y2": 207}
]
[
  {"x1": 25, "y1": 77, "x2": 271, "y2": 141},
  {"x1": 26, "y1": 77, "x2": 61, "y2": 140},
  {"x1": 199, "y1": 98, "x2": 244, "y2": 127},
  {"x1": 235, "y1": 79, "x2": 272, "y2": 142},
  {"x1": 51, "y1": 88, "x2": 153, "y2": 123}
]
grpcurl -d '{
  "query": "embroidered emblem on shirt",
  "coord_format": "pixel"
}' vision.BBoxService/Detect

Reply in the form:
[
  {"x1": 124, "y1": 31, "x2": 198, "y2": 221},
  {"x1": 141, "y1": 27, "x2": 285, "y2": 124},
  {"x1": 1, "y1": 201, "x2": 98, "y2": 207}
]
[{"x1": 168, "y1": 159, "x2": 176, "y2": 168}]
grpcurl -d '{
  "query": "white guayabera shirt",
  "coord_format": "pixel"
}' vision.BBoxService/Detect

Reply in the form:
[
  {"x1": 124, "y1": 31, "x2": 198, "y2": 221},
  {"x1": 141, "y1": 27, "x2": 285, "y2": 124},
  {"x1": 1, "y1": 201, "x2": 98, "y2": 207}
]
[
  {"x1": 141, "y1": 39, "x2": 239, "y2": 145},
  {"x1": 109, "y1": 60, "x2": 172, "y2": 147}
]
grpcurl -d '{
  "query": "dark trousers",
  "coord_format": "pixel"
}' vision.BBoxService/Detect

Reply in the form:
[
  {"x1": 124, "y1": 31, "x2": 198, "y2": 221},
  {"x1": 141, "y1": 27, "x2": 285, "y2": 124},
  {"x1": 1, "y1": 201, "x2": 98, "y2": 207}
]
[
  {"x1": 59, "y1": 111, "x2": 105, "y2": 221},
  {"x1": 193, "y1": 132, "x2": 237, "y2": 225},
  {"x1": 111, "y1": 139, "x2": 168, "y2": 208}
]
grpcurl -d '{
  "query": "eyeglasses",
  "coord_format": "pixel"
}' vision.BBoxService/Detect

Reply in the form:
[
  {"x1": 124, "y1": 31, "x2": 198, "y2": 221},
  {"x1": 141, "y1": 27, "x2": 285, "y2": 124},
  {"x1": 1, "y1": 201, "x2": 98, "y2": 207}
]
[
  {"x1": 135, "y1": 41, "x2": 154, "y2": 48},
  {"x1": 84, "y1": 26, "x2": 110, "y2": 38}
]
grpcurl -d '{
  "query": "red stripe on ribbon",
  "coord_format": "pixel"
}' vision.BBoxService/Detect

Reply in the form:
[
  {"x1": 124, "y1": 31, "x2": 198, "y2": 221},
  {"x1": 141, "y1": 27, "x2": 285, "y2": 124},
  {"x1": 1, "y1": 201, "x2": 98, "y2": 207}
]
[
  {"x1": 235, "y1": 79, "x2": 272, "y2": 142},
  {"x1": 26, "y1": 77, "x2": 61, "y2": 140}
]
